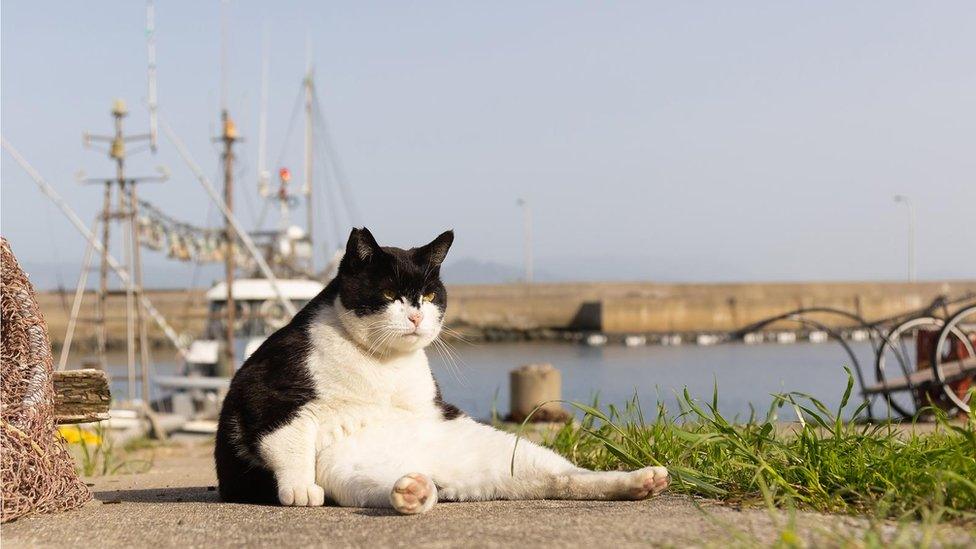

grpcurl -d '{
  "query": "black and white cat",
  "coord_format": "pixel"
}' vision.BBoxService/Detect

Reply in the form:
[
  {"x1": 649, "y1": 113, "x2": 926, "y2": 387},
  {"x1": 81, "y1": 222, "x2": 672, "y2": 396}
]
[{"x1": 215, "y1": 228, "x2": 669, "y2": 514}]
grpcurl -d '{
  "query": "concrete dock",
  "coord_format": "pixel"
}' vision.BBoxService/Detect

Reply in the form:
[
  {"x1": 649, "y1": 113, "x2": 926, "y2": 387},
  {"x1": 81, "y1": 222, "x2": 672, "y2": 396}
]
[
  {"x1": 36, "y1": 280, "x2": 976, "y2": 348},
  {"x1": 2, "y1": 440, "x2": 972, "y2": 548}
]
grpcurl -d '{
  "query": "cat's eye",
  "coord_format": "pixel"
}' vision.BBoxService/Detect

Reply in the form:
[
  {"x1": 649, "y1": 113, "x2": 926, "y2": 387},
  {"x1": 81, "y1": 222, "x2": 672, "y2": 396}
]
[
  {"x1": 382, "y1": 290, "x2": 397, "y2": 301},
  {"x1": 422, "y1": 292, "x2": 436, "y2": 303}
]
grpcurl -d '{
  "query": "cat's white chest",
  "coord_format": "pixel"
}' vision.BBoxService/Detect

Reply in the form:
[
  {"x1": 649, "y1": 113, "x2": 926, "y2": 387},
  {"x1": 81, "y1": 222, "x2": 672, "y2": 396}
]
[{"x1": 304, "y1": 323, "x2": 440, "y2": 449}]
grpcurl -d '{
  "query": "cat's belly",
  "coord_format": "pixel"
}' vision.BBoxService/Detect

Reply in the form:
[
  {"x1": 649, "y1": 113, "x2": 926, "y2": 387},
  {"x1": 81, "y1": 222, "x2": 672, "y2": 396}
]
[{"x1": 312, "y1": 403, "x2": 440, "y2": 451}]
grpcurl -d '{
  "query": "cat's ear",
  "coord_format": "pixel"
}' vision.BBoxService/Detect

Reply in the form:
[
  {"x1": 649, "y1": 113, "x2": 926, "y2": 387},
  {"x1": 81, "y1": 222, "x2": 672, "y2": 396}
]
[
  {"x1": 345, "y1": 227, "x2": 381, "y2": 264},
  {"x1": 417, "y1": 230, "x2": 454, "y2": 267}
]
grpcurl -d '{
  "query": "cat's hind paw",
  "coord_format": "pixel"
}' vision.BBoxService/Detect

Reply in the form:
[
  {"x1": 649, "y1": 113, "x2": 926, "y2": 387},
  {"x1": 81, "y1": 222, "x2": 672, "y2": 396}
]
[
  {"x1": 278, "y1": 483, "x2": 326, "y2": 507},
  {"x1": 390, "y1": 473, "x2": 437, "y2": 515},
  {"x1": 625, "y1": 466, "x2": 670, "y2": 499}
]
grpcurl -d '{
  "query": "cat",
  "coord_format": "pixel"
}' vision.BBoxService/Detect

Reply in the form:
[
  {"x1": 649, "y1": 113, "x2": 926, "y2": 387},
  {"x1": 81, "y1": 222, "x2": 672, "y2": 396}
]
[{"x1": 215, "y1": 227, "x2": 669, "y2": 513}]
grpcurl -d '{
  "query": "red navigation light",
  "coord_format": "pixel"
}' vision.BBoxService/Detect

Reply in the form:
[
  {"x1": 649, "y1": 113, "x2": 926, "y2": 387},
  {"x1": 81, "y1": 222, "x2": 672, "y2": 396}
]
[{"x1": 279, "y1": 167, "x2": 292, "y2": 182}]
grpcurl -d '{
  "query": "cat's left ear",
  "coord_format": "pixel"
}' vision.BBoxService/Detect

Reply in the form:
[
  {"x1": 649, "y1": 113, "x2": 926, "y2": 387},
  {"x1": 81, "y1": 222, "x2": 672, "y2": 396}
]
[{"x1": 417, "y1": 230, "x2": 454, "y2": 267}]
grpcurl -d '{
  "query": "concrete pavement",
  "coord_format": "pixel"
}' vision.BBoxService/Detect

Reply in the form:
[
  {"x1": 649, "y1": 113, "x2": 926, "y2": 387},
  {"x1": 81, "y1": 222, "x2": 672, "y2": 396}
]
[{"x1": 2, "y1": 441, "x2": 972, "y2": 548}]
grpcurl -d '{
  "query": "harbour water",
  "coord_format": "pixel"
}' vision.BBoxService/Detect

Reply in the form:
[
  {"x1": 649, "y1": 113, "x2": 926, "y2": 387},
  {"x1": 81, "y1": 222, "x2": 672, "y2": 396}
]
[
  {"x1": 432, "y1": 341, "x2": 877, "y2": 421},
  {"x1": 77, "y1": 340, "x2": 881, "y2": 421}
]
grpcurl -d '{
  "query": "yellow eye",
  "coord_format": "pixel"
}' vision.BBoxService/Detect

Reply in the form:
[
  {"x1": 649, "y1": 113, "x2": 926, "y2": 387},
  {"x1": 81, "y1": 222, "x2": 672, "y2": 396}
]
[
  {"x1": 383, "y1": 290, "x2": 396, "y2": 301},
  {"x1": 423, "y1": 292, "x2": 436, "y2": 303}
]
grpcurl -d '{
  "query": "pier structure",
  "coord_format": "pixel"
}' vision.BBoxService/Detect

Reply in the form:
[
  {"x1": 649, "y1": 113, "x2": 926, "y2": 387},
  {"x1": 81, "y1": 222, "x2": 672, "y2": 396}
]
[{"x1": 61, "y1": 99, "x2": 166, "y2": 405}]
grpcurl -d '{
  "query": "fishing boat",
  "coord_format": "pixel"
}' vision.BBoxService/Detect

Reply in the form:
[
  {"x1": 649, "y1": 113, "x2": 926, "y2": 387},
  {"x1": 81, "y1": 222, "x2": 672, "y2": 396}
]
[{"x1": 5, "y1": 2, "x2": 359, "y2": 436}]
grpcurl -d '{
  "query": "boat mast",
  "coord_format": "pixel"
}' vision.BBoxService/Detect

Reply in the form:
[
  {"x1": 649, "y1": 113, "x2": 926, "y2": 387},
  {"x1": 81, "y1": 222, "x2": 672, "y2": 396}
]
[
  {"x1": 220, "y1": 111, "x2": 238, "y2": 373},
  {"x1": 77, "y1": 100, "x2": 161, "y2": 405},
  {"x1": 257, "y1": 26, "x2": 270, "y2": 198},
  {"x1": 219, "y1": 0, "x2": 237, "y2": 373},
  {"x1": 303, "y1": 36, "x2": 314, "y2": 270},
  {"x1": 146, "y1": 0, "x2": 158, "y2": 152}
]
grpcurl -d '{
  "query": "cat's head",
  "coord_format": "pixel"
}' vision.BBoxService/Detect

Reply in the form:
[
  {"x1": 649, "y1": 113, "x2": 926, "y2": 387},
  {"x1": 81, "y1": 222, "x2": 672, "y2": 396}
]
[{"x1": 333, "y1": 227, "x2": 454, "y2": 354}]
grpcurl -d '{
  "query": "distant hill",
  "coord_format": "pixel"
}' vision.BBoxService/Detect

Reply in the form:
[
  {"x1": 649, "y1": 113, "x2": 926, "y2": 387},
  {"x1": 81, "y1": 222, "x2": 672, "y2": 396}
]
[{"x1": 441, "y1": 257, "x2": 559, "y2": 285}]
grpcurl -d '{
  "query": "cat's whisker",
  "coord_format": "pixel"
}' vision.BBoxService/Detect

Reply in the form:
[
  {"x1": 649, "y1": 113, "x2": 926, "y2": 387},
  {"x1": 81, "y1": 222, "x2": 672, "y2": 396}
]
[
  {"x1": 432, "y1": 336, "x2": 469, "y2": 387},
  {"x1": 431, "y1": 338, "x2": 464, "y2": 385},
  {"x1": 439, "y1": 325, "x2": 476, "y2": 346}
]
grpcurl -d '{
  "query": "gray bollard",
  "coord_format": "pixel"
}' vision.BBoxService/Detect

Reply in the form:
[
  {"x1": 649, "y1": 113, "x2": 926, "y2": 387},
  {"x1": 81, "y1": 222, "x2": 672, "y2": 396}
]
[{"x1": 508, "y1": 363, "x2": 571, "y2": 423}]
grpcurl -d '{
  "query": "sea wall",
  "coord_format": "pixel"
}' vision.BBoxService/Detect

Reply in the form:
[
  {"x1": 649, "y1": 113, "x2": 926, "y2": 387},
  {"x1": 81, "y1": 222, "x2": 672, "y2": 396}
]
[
  {"x1": 444, "y1": 281, "x2": 976, "y2": 334},
  {"x1": 36, "y1": 280, "x2": 976, "y2": 348}
]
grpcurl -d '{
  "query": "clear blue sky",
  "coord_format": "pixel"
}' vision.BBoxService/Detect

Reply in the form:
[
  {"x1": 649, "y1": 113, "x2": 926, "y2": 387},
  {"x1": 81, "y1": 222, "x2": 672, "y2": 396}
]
[{"x1": 3, "y1": 1, "x2": 974, "y2": 287}]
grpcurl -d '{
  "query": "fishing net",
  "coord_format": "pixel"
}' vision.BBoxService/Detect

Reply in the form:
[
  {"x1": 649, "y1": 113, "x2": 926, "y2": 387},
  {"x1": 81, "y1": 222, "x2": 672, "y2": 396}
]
[{"x1": 1, "y1": 237, "x2": 91, "y2": 522}]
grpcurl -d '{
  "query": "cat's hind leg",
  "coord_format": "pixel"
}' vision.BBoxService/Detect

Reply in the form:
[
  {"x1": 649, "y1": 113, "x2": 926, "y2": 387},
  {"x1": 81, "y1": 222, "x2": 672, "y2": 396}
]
[
  {"x1": 390, "y1": 472, "x2": 438, "y2": 515},
  {"x1": 426, "y1": 418, "x2": 670, "y2": 502},
  {"x1": 315, "y1": 417, "x2": 669, "y2": 514},
  {"x1": 315, "y1": 430, "x2": 439, "y2": 514}
]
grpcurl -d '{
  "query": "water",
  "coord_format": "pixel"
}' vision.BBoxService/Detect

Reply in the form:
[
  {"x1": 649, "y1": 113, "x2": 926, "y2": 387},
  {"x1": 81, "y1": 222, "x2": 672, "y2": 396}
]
[
  {"x1": 78, "y1": 340, "x2": 877, "y2": 421},
  {"x1": 430, "y1": 341, "x2": 877, "y2": 421}
]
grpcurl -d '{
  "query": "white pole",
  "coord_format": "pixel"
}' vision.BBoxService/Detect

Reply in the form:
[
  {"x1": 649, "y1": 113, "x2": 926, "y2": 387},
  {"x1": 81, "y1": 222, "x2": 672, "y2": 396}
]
[
  {"x1": 303, "y1": 34, "x2": 315, "y2": 270},
  {"x1": 517, "y1": 198, "x2": 533, "y2": 283},
  {"x1": 219, "y1": 0, "x2": 229, "y2": 113},
  {"x1": 159, "y1": 116, "x2": 298, "y2": 316},
  {"x1": 257, "y1": 25, "x2": 270, "y2": 197},
  {"x1": 58, "y1": 219, "x2": 99, "y2": 371},
  {"x1": 146, "y1": 0, "x2": 158, "y2": 152},
  {"x1": 2, "y1": 136, "x2": 189, "y2": 358},
  {"x1": 893, "y1": 194, "x2": 917, "y2": 283}
]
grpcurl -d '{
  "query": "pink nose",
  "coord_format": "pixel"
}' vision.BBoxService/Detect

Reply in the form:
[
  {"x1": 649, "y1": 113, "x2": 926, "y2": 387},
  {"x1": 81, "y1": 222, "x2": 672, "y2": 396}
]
[{"x1": 408, "y1": 311, "x2": 424, "y2": 328}]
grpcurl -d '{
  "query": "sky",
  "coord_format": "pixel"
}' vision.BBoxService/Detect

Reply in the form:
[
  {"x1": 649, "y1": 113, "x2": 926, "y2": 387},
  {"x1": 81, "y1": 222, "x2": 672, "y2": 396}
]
[{"x1": 2, "y1": 1, "x2": 974, "y2": 288}]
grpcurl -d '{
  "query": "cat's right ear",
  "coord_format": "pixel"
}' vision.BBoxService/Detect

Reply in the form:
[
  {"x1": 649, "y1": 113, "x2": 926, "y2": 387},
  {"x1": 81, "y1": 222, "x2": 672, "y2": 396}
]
[{"x1": 345, "y1": 227, "x2": 381, "y2": 266}]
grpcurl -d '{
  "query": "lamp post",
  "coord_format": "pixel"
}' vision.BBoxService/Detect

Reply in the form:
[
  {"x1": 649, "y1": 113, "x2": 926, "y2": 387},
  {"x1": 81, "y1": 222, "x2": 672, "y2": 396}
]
[
  {"x1": 893, "y1": 194, "x2": 916, "y2": 283},
  {"x1": 517, "y1": 198, "x2": 533, "y2": 284}
]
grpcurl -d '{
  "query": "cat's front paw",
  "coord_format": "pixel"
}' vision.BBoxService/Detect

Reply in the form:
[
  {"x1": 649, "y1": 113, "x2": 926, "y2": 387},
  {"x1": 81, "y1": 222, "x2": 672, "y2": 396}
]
[
  {"x1": 278, "y1": 482, "x2": 326, "y2": 507},
  {"x1": 390, "y1": 473, "x2": 437, "y2": 515},
  {"x1": 625, "y1": 466, "x2": 670, "y2": 499}
]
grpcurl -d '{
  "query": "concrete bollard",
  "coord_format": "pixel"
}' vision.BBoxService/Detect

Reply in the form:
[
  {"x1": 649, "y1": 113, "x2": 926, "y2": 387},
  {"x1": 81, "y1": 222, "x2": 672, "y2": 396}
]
[{"x1": 508, "y1": 363, "x2": 571, "y2": 423}]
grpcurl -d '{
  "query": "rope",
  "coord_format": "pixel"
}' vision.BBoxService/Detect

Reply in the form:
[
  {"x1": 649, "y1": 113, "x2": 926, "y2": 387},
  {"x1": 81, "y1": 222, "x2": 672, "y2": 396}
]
[{"x1": 1, "y1": 237, "x2": 91, "y2": 522}]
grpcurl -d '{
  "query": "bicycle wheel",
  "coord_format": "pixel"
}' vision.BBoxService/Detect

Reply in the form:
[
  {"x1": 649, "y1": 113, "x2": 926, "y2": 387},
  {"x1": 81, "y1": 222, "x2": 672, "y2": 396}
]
[
  {"x1": 930, "y1": 304, "x2": 976, "y2": 413},
  {"x1": 875, "y1": 316, "x2": 943, "y2": 418}
]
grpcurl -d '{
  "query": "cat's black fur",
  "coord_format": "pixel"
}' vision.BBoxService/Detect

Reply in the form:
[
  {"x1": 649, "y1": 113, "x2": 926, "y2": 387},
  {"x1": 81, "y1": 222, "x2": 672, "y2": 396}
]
[{"x1": 215, "y1": 227, "x2": 458, "y2": 504}]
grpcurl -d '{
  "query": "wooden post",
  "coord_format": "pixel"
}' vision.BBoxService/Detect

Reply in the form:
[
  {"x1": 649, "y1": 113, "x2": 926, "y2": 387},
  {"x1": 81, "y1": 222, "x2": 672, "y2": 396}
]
[{"x1": 508, "y1": 363, "x2": 570, "y2": 423}]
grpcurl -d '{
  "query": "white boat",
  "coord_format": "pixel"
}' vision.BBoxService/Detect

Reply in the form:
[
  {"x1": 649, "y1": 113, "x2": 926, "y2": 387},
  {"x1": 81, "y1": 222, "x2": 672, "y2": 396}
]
[
  {"x1": 157, "y1": 276, "x2": 325, "y2": 420},
  {"x1": 775, "y1": 332, "x2": 797, "y2": 344},
  {"x1": 584, "y1": 333, "x2": 608, "y2": 347},
  {"x1": 808, "y1": 330, "x2": 829, "y2": 343},
  {"x1": 623, "y1": 335, "x2": 646, "y2": 347},
  {"x1": 696, "y1": 334, "x2": 721, "y2": 346}
]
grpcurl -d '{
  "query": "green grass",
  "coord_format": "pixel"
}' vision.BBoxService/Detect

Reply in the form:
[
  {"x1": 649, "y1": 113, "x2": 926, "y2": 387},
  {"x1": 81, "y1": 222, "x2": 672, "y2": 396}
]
[
  {"x1": 61, "y1": 424, "x2": 154, "y2": 476},
  {"x1": 529, "y1": 369, "x2": 976, "y2": 523}
]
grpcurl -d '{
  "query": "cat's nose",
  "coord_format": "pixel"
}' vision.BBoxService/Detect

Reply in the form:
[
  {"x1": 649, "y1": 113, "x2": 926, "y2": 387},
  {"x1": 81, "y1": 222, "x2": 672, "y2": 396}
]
[{"x1": 408, "y1": 311, "x2": 424, "y2": 329}]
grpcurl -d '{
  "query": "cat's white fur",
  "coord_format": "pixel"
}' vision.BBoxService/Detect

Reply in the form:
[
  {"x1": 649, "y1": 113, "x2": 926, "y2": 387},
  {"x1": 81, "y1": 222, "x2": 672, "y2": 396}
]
[{"x1": 257, "y1": 297, "x2": 669, "y2": 513}]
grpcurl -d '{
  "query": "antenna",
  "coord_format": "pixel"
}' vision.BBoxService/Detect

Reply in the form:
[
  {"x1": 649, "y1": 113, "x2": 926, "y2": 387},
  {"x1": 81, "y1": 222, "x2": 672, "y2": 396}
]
[
  {"x1": 146, "y1": 0, "x2": 158, "y2": 152},
  {"x1": 219, "y1": 0, "x2": 229, "y2": 112},
  {"x1": 257, "y1": 25, "x2": 270, "y2": 198},
  {"x1": 303, "y1": 33, "x2": 314, "y2": 270}
]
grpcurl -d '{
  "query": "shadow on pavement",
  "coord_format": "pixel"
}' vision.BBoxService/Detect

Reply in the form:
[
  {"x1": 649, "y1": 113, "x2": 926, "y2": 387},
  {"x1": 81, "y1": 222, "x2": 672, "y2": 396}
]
[{"x1": 95, "y1": 486, "x2": 220, "y2": 504}]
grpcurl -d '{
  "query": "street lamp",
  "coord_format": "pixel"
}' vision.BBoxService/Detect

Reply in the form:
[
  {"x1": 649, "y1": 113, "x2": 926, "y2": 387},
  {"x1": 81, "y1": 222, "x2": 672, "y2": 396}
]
[
  {"x1": 516, "y1": 198, "x2": 533, "y2": 283},
  {"x1": 893, "y1": 194, "x2": 916, "y2": 283}
]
